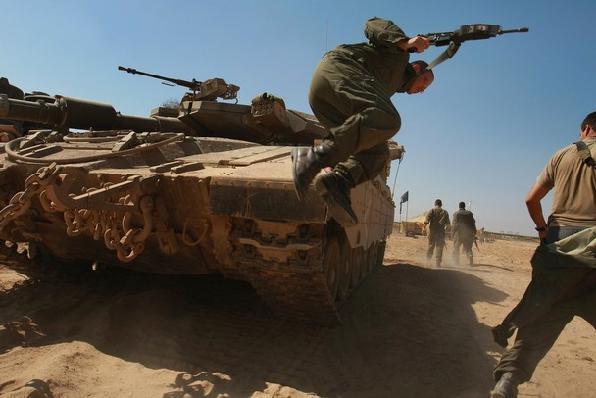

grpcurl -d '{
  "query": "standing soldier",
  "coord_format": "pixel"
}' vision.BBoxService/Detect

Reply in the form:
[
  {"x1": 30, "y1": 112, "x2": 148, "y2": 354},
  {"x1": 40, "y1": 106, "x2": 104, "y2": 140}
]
[
  {"x1": 292, "y1": 17, "x2": 433, "y2": 223},
  {"x1": 477, "y1": 227, "x2": 486, "y2": 244},
  {"x1": 451, "y1": 201, "x2": 477, "y2": 265},
  {"x1": 490, "y1": 111, "x2": 596, "y2": 398},
  {"x1": 424, "y1": 199, "x2": 450, "y2": 267}
]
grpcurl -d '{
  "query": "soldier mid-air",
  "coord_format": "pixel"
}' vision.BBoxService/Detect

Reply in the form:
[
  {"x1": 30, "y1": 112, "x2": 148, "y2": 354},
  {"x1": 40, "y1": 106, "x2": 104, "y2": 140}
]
[
  {"x1": 292, "y1": 17, "x2": 433, "y2": 223},
  {"x1": 291, "y1": 18, "x2": 528, "y2": 223}
]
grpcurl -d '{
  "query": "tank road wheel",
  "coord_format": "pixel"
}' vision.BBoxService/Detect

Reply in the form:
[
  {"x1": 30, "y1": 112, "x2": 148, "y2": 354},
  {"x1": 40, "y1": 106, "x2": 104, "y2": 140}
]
[
  {"x1": 337, "y1": 238, "x2": 352, "y2": 302},
  {"x1": 324, "y1": 238, "x2": 341, "y2": 301}
]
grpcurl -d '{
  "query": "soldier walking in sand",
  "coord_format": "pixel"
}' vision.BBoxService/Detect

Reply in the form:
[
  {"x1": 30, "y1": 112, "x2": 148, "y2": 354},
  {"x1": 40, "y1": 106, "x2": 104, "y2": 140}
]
[
  {"x1": 451, "y1": 202, "x2": 477, "y2": 265},
  {"x1": 424, "y1": 199, "x2": 450, "y2": 267},
  {"x1": 490, "y1": 111, "x2": 596, "y2": 398}
]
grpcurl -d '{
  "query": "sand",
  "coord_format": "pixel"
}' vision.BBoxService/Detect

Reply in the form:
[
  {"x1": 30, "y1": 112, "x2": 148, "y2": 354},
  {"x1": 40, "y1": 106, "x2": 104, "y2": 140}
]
[{"x1": 0, "y1": 233, "x2": 594, "y2": 397}]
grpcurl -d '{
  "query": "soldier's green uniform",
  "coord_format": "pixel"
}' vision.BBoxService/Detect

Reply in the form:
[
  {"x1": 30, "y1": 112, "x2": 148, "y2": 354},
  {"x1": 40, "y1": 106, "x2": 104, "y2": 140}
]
[
  {"x1": 425, "y1": 205, "x2": 450, "y2": 266},
  {"x1": 492, "y1": 227, "x2": 596, "y2": 386},
  {"x1": 490, "y1": 114, "x2": 596, "y2": 397},
  {"x1": 452, "y1": 207, "x2": 476, "y2": 265},
  {"x1": 308, "y1": 17, "x2": 417, "y2": 186}
]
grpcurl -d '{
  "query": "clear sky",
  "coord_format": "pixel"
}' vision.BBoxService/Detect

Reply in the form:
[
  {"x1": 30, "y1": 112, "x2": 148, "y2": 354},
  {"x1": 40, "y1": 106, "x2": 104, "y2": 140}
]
[{"x1": 2, "y1": 0, "x2": 594, "y2": 235}]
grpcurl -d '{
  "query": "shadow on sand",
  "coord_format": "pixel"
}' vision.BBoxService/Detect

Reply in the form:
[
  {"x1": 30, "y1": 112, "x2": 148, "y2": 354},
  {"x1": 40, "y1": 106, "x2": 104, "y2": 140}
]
[{"x1": 0, "y1": 260, "x2": 508, "y2": 397}]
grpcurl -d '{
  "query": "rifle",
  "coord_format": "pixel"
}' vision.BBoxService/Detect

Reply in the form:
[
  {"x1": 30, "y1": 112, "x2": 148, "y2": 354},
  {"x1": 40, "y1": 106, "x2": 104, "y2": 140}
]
[{"x1": 410, "y1": 24, "x2": 529, "y2": 70}]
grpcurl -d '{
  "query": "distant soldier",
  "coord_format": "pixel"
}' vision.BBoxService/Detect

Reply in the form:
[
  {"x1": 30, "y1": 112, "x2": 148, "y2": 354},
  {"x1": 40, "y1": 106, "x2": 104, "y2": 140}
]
[
  {"x1": 490, "y1": 111, "x2": 596, "y2": 398},
  {"x1": 451, "y1": 202, "x2": 477, "y2": 265},
  {"x1": 477, "y1": 227, "x2": 486, "y2": 244},
  {"x1": 0, "y1": 77, "x2": 25, "y2": 141},
  {"x1": 424, "y1": 199, "x2": 450, "y2": 267}
]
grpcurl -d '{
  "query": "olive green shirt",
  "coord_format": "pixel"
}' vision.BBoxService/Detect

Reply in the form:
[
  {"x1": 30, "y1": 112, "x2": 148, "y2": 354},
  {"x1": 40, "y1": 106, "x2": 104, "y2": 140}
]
[
  {"x1": 425, "y1": 207, "x2": 451, "y2": 234},
  {"x1": 452, "y1": 209, "x2": 476, "y2": 239},
  {"x1": 326, "y1": 17, "x2": 414, "y2": 96},
  {"x1": 538, "y1": 138, "x2": 596, "y2": 227}
]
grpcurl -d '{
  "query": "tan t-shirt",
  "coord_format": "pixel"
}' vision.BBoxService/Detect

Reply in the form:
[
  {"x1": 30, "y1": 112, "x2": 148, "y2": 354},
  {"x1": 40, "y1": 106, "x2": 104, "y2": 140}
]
[{"x1": 537, "y1": 138, "x2": 596, "y2": 227}]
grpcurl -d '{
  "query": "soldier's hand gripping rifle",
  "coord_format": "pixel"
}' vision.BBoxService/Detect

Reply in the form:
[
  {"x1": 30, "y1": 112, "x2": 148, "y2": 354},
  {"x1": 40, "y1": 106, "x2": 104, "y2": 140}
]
[{"x1": 409, "y1": 24, "x2": 529, "y2": 70}]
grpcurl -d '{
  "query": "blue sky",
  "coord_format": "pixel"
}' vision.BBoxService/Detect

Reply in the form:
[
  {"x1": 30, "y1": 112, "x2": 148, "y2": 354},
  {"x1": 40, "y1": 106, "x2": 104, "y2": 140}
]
[{"x1": 2, "y1": 1, "x2": 594, "y2": 235}]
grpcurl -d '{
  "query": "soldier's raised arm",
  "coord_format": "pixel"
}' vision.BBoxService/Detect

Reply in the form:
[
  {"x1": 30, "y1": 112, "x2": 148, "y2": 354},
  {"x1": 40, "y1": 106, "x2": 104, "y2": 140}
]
[
  {"x1": 364, "y1": 17, "x2": 429, "y2": 53},
  {"x1": 365, "y1": 18, "x2": 409, "y2": 46}
]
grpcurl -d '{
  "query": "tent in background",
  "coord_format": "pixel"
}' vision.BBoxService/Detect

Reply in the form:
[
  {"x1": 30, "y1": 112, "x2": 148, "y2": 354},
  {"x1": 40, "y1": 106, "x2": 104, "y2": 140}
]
[{"x1": 400, "y1": 212, "x2": 427, "y2": 236}]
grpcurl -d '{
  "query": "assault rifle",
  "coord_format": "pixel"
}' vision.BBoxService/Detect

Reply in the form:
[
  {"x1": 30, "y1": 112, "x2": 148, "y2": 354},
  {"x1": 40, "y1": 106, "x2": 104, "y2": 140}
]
[{"x1": 410, "y1": 24, "x2": 529, "y2": 70}]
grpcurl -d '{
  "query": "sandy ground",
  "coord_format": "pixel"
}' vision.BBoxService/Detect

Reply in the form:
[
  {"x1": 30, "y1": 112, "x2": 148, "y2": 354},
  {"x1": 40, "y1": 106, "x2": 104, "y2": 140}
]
[{"x1": 0, "y1": 233, "x2": 594, "y2": 398}]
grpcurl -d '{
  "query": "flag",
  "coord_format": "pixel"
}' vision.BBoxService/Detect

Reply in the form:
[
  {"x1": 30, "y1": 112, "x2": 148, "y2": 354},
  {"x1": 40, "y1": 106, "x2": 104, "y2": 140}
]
[{"x1": 400, "y1": 190, "x2": 409, "y2": 204}]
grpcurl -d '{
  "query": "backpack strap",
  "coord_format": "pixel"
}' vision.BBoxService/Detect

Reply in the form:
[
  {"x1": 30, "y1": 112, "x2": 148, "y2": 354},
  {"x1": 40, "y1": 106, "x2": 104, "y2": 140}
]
[{"x1": 574, "y1": 141, "x2": 595, "y2": 168}]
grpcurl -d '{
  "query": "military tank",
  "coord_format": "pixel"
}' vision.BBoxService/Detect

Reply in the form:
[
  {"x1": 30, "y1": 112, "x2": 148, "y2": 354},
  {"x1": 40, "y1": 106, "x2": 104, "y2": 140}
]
[{"x1": 0, "y1": 70, "x2": 402, "y2": 323}]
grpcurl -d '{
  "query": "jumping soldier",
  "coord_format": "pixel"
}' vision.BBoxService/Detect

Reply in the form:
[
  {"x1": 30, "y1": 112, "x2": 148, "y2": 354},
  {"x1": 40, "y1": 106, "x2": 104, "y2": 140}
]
[{"x1": 291, "y1": 17, "x2": 433, "y2": 223}]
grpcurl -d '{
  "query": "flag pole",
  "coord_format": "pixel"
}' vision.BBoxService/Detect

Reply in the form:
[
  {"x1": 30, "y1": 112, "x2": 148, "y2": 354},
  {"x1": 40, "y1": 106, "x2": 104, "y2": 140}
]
[{"x1": 406, "y1": 196, "x2": 409, "y2": 227}]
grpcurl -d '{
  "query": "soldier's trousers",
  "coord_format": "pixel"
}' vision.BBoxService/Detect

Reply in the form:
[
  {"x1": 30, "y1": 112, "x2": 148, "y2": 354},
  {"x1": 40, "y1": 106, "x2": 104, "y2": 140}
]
[
  {"x1": 308, "y1": 53, "x2": 401, "y2": 186},
  {"x1": 493, "y1": 269, "x2": 596, "y2": 382},
  {"x1": 453, "y1": 235, "x2": 473, "y2": 264},
  {"x1": 493, "y1": 225, "x2": 596, "y2": 383},
  {"x1": 426, "y1": 233, "x2": 445, "y2": 265}
]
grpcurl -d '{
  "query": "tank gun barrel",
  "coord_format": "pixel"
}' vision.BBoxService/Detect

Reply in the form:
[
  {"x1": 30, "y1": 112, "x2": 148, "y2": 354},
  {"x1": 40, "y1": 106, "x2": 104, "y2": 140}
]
[{"x1": 0, "y1": 94, "x2": 189, "y2": 134}]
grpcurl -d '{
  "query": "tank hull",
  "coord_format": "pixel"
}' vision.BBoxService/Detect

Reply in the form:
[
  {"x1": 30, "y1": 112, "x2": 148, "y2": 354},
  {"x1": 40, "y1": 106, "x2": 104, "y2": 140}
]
[{"x1": 0, "y1": 98, "x2": 399, "y2": 323}]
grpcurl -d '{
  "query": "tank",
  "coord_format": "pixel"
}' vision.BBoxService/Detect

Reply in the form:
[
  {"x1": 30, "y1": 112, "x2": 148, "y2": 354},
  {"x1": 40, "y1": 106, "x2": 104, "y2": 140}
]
[{"x1": 0, "y1": 73, "x2": 403, "y2": 323}]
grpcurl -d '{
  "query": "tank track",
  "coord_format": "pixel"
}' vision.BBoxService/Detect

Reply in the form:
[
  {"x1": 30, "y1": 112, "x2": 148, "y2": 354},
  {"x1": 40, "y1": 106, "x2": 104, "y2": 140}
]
[{"x1": 227, "y1": 217, "x2": 386, "y2": 324}]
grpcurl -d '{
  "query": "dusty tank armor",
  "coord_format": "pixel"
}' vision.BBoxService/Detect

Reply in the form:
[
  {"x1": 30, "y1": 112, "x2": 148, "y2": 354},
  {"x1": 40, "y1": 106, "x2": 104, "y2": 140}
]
[{"x1": 0, "y1": 78, "x2": 403, "y2": 323}]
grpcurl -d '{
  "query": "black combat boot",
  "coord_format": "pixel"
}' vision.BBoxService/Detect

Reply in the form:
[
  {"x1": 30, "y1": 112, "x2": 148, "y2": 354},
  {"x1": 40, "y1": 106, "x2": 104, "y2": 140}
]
[
  {"x1": 291, "y1": 142, "x2": 336, "y2": 201},
  {"x1": 314, "y1": 170, "x2": 358, "y2": 224},
  {"x1": 491, "y1": 324, "x2": 514, "y2": 348},
  {"x1": 490, "y1": 372, "x2": 519, "y2": 398}
]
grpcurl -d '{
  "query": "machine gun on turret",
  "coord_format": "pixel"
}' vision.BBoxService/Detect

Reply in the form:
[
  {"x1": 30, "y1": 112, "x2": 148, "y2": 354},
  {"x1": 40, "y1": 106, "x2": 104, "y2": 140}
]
[
  {"x1": 409, "y1": 24, "x2": 529, "y2": 70},
  {"x1": 118, "y1": 66, "x2": 240, "y2": 102}
]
